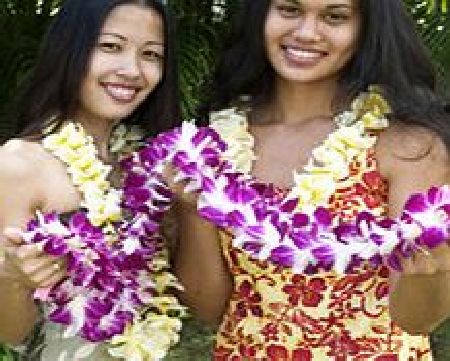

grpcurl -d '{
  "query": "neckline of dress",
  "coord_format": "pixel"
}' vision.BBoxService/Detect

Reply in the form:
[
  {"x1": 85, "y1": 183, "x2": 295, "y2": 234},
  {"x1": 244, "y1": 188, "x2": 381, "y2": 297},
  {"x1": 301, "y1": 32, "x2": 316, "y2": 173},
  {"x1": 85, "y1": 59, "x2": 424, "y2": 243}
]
[
  {"x1": 209, "y1": 87, "x2": 391, "y2": 209},
  {"x1": 246, "y1": 117, "x2": 338, "y2": 190}
]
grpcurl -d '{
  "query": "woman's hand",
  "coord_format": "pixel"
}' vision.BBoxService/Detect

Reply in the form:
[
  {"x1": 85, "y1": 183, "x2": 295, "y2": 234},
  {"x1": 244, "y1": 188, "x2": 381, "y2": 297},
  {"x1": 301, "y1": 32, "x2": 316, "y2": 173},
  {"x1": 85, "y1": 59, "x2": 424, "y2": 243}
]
[
  {"x1": 163, "y1": 164, "x2": 199, "y2": 209},
  {"x1": 1, "y1": 228, "x2": 66, "y2": 290},
  {"x1": 399, "y1": 243, "x2": 450, "y2": 275},
  {"x1": 389, "y1": 243, "x2": 450, "y2": 334}
]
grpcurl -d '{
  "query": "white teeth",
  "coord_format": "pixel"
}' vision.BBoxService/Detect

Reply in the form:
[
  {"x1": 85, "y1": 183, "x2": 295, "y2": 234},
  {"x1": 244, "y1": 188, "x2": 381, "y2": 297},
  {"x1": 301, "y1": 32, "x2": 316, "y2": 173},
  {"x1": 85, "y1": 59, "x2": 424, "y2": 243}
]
[
  {"x1": 285, "y1": 47, "x2": 323, "y2": 60},
  {"x1": 104, "y1": 85, "x2": 137, "y2": 101}
]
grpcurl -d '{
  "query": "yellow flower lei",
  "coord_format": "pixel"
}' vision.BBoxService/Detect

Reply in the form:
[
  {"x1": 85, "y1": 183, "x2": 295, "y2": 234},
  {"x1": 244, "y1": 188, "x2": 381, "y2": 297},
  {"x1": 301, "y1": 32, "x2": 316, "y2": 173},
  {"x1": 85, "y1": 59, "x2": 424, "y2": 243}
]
[
  {"x1": 41, "y1": 122, "x2": 186, "y2": 361},
  {"x1": 210, "y1": 87, "x2": 391, "y2": 212},
  {"x1": 43, "y1": 122, "x2": 121, "y2": 227}
]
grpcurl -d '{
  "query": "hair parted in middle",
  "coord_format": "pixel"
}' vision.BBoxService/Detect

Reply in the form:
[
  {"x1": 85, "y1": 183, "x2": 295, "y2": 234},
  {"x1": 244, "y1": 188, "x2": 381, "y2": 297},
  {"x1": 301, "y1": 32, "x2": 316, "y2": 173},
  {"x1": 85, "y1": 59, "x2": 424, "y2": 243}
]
[
  {"x1": 201, "y1": 0, "x2": 450, "y2": 147},
  {"x1": 14, "y1": 0, "x2": 180, "y2": 138}
]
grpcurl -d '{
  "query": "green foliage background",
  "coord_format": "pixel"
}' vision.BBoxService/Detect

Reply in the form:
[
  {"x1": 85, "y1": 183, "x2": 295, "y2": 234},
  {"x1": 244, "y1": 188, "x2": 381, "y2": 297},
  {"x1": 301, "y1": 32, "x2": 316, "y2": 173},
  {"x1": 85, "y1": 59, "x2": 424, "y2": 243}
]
[{"x1": 0, "y1": 0, "x2": 450, "y2": 360}]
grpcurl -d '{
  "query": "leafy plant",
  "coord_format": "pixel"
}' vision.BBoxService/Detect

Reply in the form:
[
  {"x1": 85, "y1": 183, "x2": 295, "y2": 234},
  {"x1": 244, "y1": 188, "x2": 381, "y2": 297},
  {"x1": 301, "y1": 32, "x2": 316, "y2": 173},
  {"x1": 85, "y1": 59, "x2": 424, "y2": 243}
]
[
  {"x1": 168, "y1": 0, "x2": 235, "y2": 118},
  {"x1": 0, "y1": 344, "x2": 15, "y2": 361},
  {"x1": 0, "y1": 0, "x2": 57, "y2": 140},
  {"x1": 406, "y1": 0, "x2": 450, "y2": 88}
]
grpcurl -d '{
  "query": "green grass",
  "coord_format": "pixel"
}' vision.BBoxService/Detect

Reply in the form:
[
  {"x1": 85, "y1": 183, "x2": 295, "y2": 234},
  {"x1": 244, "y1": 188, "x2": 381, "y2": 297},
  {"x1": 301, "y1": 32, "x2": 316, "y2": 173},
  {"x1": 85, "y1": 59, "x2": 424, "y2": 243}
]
[
  {"x1": 431, "y1": 318, "x2": 450, "y2": 361},
  {"x1": 165, "y1": 317, "x2": 215, "y2": 361},
  {"x1": 0, "y1": 344, "x2": 15, "y2": 361}
]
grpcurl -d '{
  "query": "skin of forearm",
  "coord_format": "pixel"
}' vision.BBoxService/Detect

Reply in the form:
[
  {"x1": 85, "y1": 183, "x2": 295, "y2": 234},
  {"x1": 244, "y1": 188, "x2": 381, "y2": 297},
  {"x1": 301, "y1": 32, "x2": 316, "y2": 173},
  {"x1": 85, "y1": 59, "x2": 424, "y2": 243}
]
[
  {"x1": 389, "y1": 271, "x2": 450, "y2": 335},
  {"x1": 173, "y1": 203, "x2": 233, "y2": 326},
  {"x1": 0, "y1": 277, "x2": 38, "y2": 344}
]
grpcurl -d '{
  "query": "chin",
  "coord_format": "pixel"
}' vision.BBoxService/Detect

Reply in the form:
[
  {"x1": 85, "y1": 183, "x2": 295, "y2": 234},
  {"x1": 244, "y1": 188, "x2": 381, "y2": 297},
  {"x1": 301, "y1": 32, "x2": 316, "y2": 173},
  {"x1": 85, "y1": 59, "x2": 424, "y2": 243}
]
[
  {"x1": 104, "y1": 107, "x2": 137, "y2": 120},
  {"x1": 277, "y1": 68, "x2": 338, "y2": 84},
  {"x1": 281, "y1": 73, "x2": 327, "y2": 84}
]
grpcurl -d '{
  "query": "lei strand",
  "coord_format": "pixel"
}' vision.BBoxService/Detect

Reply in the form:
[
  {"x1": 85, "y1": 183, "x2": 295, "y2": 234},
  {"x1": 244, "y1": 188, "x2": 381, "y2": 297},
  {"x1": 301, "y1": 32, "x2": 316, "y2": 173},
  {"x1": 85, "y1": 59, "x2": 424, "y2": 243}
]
[
  {"x1": 124, "y1": 87, "x2": 450, "y2": 273},
  {"x1": 22, "y1": 123, "x2": 185, "y2": 361}
]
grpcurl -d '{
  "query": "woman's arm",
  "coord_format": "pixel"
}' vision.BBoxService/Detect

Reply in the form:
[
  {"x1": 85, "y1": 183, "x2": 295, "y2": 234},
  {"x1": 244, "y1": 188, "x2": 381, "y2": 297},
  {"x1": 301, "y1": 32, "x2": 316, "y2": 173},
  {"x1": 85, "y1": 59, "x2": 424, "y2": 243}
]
[
  {"x1": 389, "y1": 255, "x2": 450, "y2": 334},
  {"x1": 377, "y1": 126, "x2": 450, "y2": 334},
  {"x1": 0, "y1": 141, "x2": 65, "y2": 344},
  {"x1": 164, "y1": 163, "x2": 233, "y2": 326},
  {"x1": 173, "y1": 200, "x2": 233, "y2": 326},
  {"x1": 0, "y1": 147, "x2": 41, "y2": 343}
]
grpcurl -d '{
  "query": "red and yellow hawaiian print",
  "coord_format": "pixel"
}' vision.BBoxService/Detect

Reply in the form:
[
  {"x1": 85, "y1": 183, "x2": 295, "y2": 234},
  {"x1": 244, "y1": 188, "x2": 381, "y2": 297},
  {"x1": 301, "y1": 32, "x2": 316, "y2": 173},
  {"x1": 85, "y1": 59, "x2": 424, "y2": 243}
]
[{"x1": 213, "y1": 149, "x2": 431, "y2": 361}]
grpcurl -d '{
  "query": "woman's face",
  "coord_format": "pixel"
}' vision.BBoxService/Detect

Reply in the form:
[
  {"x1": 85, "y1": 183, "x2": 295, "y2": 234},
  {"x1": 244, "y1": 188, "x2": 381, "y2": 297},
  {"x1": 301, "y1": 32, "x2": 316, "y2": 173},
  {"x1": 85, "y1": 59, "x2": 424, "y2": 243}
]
[
  {"x1": 76, "y1": 4, "x2": 165, "y2": 123},
  {"x1": 264, "y1": 0, "x2": 361, "y2": 85}
]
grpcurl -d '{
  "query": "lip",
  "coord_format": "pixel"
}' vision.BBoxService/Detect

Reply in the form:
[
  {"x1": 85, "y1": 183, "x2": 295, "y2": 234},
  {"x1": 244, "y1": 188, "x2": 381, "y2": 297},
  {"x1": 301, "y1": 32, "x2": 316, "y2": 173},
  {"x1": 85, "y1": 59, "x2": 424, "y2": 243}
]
[
  {"x1": 281, "y1": 45, "x2": 328, "y2": 67},
  {"x1": 101, "y1": 82, "x2": 142, "y2": 103}
]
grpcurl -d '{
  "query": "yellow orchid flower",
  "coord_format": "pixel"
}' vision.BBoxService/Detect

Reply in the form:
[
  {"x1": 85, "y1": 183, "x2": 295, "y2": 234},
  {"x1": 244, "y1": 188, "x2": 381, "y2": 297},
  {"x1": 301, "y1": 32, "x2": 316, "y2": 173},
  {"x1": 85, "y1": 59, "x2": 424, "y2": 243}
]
[
  {"x1": 109, "y1": 315, "x2": 182, "y2": 361},
  {"x1": 153, "y1": 271, "x2": 184, "y2": 294},
  {"x1": 210, "y1": 107, "x2": 256, "y2": 174}
]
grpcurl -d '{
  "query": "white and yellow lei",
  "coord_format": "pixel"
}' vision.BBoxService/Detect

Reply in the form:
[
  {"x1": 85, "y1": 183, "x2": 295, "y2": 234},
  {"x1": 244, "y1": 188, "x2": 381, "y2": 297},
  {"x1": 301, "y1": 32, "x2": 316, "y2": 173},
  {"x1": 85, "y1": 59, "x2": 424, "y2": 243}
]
[
  {"x1": 210, "y1": 87, "x2": 390, "y2": 211},
  {"x1": 28, "y1": 122, "x2": 186, "y2": 361}
]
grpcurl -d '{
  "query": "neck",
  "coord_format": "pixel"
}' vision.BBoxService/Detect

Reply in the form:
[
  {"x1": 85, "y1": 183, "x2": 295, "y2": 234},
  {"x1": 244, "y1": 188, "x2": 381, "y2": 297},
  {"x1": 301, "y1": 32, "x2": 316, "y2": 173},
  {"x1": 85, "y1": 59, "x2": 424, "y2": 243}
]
[
  {"x1": 72, "y1": 114, "x2": 119, "y2": 161},
  {"x1": 262, "y1": 78, "x2": 339, "y2": 125}
]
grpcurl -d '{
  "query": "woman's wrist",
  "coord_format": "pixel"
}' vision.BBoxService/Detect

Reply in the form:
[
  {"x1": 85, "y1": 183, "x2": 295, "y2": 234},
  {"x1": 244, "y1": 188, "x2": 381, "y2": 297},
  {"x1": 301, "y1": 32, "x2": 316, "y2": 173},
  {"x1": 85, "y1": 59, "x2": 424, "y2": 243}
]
[
  {"x1": 0, "y1": 261, "x2": 32, "y2": 292},
  {"x1": 174, "y1": 197, "x2": 198, "y2": 213},
  {"x1": 0, "y1": 274, "x2": 32, "y2": 293}
]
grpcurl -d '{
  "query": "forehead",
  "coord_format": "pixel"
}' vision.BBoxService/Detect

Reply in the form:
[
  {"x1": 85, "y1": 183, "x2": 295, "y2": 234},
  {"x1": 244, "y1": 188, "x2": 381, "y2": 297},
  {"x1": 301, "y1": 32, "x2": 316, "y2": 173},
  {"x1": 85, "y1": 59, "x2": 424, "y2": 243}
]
[{"x1": 102, "y1": 4, "x2": 164, "y2": 41}]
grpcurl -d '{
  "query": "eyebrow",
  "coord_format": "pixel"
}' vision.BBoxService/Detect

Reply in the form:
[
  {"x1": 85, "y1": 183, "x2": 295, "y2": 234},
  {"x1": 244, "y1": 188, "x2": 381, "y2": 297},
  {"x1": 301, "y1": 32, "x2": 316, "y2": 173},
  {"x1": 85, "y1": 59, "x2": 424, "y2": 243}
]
[
  {"x1": 282, "y1": 0, "x2": 354, "y2": 8},
  {"x1": 99, "y1": 32, "x2": 164, "y2": 46},
  {"x1": 326, "y1": 4, "x2": 354, "y2": 10},
  {"x1": 283, "y1": 0, "x2": 301, "y2": 4}
]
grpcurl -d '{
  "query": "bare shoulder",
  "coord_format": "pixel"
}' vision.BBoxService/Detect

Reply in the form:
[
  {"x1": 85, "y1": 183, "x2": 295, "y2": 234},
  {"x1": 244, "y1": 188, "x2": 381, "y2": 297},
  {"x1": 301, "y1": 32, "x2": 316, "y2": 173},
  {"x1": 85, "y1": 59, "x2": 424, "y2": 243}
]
[
  {"x1": 376, "y1": 123, "x2": 450, "y2": 184},
  {"x1": 0, "y1": 138, "x2": 82, "y2": 225},
  {"x1": 0, "y1": 139, "x2": 55, "y2": 182},
  {"x1": 0, "y1": 139, "x2": 58, "y2": 227}
]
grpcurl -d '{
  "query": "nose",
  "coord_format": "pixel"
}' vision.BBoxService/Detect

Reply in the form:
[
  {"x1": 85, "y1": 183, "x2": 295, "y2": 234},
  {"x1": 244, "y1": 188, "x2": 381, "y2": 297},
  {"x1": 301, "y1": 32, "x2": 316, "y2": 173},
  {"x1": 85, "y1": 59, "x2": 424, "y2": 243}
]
[
  {"x1": 292, "y1": 14, "x2": 321, "y2": 42},
  {"x1": 116, "y1": 50, "x2": 142, "y2": 79}
]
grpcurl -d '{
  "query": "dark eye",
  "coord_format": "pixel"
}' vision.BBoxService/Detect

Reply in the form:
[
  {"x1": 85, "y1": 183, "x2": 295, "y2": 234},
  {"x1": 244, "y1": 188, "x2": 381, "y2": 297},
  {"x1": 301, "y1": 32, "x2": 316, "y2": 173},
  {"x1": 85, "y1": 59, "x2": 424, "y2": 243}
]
[
  {"x1": 142, "y1": 49, "x2": 164, "y2": 62},
  {"x1": 98, "y1": 42, "x2": 122, "y2": 52},
  {"x1": 276, "y1": 4, "x2": 301, "y2": 18},
  {"x1": 322, "y1": 12, "x2": 350, "y2": 25}
]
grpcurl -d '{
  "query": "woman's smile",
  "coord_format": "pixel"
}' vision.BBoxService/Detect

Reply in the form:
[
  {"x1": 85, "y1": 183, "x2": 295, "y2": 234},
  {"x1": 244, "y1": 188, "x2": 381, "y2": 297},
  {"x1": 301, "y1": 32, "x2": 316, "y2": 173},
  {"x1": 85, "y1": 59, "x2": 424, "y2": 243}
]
[
  {"x1": 101, "y1": 82, "x2": 142, "y2": 103},
  {"x1": 281, "y1": 44, "x2": 328, "y2": 68}
]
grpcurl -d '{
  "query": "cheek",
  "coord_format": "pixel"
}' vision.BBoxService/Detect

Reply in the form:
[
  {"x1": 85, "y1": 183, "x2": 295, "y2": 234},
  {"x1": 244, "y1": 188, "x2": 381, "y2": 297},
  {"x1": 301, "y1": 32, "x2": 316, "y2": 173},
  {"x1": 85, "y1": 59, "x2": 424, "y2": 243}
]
[
  {"x1": 332, "y1": 20, "x2": 360, "y2": 55},
  {"x1": 330, "y1": 29, "x2": 359, "y2": 58},
  {"x1": 264, "y1": 25, "x2": 283, "y2": 65},
  {"x1": 264, "y1": 12, "x2": 281, "y2": 50},
  {"x1": 143, "y1": 64, "x2": 164, "y2": 91},
  {"x1": 134, "y1": 64, "x2": 163, "y2": 101},
  {"x1": 78, "y1": 78, "x2": 97, "y2": 106},
  {"x1": 86, "y1": 50, "x2": 110, "y2": 76},
  {"x1": 79, "y1": 63, "x2": 106, "y2": 102}
]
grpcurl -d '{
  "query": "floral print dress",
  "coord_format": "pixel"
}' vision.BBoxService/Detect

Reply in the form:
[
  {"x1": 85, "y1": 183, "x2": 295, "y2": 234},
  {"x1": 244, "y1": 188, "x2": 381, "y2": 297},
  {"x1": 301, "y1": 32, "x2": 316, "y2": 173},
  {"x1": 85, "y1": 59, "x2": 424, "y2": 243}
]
[{"x1": 210, "y1": 107, "x2": 431, "y2": 360}]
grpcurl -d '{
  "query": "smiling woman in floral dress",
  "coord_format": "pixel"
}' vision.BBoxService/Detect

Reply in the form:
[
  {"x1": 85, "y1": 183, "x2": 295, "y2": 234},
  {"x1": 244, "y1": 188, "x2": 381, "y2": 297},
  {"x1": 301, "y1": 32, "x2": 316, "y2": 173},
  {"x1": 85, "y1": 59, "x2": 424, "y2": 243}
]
[{"x1": 171, "y1": 0, "x2": 450, "y2": 359}]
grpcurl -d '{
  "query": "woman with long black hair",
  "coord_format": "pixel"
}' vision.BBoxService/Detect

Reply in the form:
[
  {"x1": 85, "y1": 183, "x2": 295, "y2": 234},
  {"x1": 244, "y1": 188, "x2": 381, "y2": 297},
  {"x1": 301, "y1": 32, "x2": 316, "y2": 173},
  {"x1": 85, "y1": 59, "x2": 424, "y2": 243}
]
[
  {"x1": 0, "y1": 0, "x2": 180, "y2": 359},
  {"x1": 173, "y1": 0, "x2": 450, "y2": 359}
]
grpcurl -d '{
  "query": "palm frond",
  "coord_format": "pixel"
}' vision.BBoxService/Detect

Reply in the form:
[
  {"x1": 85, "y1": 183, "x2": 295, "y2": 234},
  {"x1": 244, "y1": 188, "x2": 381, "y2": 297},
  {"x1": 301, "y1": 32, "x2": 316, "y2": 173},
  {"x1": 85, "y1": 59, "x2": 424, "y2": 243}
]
[
  {"x1": 406, "y1": 0, "x2": 450, "y2": 89},
  {"x1": 0, "y1": 0, "x2": 56, "y2": 140},
  {"x1": 170, "y1": 0, "x2": 234, "y2": 118}
]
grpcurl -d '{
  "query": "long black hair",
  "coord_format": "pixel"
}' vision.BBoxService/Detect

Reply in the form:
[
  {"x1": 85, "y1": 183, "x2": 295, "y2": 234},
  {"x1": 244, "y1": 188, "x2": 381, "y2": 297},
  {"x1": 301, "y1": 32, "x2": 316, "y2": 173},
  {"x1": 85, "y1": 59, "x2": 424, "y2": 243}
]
[
  {"x1": 13, "y1": 0, "x2": 180, "y2": 138},
  {"x1": 201, "y1": 0, "x2": 450, "y2": 147}
]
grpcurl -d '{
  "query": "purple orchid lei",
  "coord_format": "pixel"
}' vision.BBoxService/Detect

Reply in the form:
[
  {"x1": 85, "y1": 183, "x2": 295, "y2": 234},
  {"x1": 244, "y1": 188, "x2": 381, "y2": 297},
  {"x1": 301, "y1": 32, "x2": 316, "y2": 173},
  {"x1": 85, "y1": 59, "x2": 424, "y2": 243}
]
[
  {"x1": 19, "y1": 123, "x2": 183, "y2": 359},
  {"x1": 124, "y1": 122, "x2": 450, "y2": 274},
  {"x1": 23, "y1": 211, "x2": 163, "y2": 342},
  {"x1": 21, "y1": 118, "x2": 449, "y2": 353}
]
